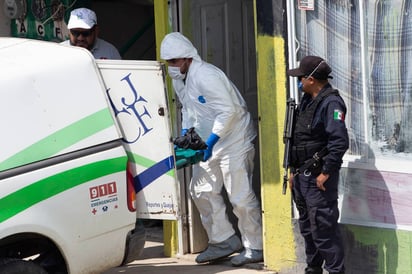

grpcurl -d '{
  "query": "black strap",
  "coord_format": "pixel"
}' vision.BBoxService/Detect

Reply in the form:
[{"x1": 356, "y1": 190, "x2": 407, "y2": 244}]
[{"x1": 296, "y1": 146, "x2": 328, "y2": 175}]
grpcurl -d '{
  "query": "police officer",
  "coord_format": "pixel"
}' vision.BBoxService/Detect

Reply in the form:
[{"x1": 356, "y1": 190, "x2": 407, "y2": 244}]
[{"x1": 287, "y1": 56, "x2": 349, "y2": 274}]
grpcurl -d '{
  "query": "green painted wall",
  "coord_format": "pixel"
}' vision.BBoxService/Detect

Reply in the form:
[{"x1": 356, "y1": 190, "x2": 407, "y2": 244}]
[
  {"x1": 10, "y1": 0, "x2": 73, "y2": 41},
  {"x1": 340, "y1": 224, "x2": 412, "y2": 273}
]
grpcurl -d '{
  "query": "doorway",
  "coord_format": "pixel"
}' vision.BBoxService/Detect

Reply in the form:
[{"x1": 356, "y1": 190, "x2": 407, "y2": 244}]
[{"x1": 178, "y1": 0, "x2": 260, "y2": 254}]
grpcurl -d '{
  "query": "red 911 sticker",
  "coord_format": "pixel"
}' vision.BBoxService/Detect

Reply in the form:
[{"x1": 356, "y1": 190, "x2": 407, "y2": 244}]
[{"x1": 89, "y1": 182, "x2": 119, "y2": 215}]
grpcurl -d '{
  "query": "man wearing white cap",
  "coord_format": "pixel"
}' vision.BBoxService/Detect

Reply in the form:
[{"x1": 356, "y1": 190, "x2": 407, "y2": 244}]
[
  {"x1": 160, "y1": 32, "x2": 263, "y2": 267},
  {"x1": 61, "y1": 8, "x2": 121, "y2": 59}
]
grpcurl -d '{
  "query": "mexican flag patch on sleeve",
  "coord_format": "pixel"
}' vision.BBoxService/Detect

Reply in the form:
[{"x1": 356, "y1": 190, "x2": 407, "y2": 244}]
[{"x1": 333, "y1": 109, "x2": 345, "y2": 121}]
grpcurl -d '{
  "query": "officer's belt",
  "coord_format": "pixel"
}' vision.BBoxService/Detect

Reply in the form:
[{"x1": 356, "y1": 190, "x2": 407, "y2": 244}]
[
  {"x1": 295, "y1": 146, "x2": 328, "y2": 175},
  {"x1": 292, "y1": 142, "x2": 325, "y2": 167}
]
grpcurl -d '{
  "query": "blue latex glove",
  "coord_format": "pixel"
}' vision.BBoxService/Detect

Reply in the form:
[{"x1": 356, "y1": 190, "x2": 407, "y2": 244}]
[{"x1": 201, "y1": 133, "x2": 220, "y2": 161}]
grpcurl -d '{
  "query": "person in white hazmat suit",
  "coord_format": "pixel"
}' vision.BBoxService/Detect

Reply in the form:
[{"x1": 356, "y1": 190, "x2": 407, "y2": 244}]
[{"x1": 160, "y1": 32, "x2": 263, "y2": 266}]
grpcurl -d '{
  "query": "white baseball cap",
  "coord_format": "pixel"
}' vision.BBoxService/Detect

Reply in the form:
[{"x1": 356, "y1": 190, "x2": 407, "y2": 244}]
[{"x1": 67, "y1": 8, "x2": 97, "y2": 30}]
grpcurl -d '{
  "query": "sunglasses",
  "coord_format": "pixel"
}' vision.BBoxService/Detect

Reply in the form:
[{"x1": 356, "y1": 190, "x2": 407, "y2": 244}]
[{"x1": 70, "y1": 28, "x2": 95, "y2": 38}]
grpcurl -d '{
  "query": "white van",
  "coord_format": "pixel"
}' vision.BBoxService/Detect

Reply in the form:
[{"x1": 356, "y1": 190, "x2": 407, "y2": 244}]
[{"x1": 0, "y1": 38, "x2": 179, "y2": 274}]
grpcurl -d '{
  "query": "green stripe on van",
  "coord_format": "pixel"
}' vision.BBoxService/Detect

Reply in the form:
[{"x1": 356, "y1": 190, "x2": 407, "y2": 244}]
[
  {"x1": 0, "y1": 109, "x2": 115, "y2": 172},
  {"x1": 0, "y1": 156, "x2": 127, "y2": 223}
]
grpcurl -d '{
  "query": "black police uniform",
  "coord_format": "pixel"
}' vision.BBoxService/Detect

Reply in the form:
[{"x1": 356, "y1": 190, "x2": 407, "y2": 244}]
[{"x1": 291, "y1": 83, "x2": 349, "y2": 274}]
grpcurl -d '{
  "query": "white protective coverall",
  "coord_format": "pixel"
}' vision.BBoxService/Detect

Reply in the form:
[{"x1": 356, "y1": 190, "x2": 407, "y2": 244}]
[{"x1": 161, "y1": 32, "x2": 263, "y2": 250}]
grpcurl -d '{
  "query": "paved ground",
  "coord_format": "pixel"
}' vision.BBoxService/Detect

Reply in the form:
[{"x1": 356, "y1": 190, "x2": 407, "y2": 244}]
[
  {"x1": 103, "y1": 224, "x2": 314, "y2": 274},
  {"x1": 103, "y1": 224, "x2": 277, "y2": 274}
]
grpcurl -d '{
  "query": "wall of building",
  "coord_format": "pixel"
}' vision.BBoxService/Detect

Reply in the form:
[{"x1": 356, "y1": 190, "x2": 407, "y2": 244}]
[
  {"x1": 91, "y1": 0, "x2": 155, "y2": 60},
  {"x1": 254, "y1": 0, "x2": 294, "y2": 271},
  {"x1": 283, "y1": 1, "x2": 412, "y2": 273},
  {"x1": 0, "y1": 0, "x2": 11, "y2": 36}
]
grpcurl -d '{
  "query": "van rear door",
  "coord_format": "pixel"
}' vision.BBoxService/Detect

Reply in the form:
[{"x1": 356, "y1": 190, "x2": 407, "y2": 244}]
[{"x1": 97, "y1": 60, "x2": 179, "y2": 220}]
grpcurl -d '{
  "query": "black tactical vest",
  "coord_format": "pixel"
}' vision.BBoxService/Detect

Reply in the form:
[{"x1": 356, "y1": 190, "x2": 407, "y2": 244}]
[{"x1": 291, "y1": 89, "x2": 339, "y2": 167}]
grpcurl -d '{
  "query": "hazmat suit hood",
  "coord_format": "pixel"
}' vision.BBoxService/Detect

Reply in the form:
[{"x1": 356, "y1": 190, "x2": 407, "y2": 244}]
[{"x1": 160, "y1": 32, "x2": 202, "y2": 62}]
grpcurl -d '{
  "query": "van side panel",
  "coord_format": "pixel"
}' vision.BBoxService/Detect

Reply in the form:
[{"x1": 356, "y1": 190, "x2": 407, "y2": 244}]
[
  {"x1": 0, "y1": 145, "x2": 132, "y2": 274},
  {"x1": 0, "y1": 38, "x2": 120, "y2": 171},
  {"x1": 0, "y1": 38, "x2": 139, "y2": 274}
]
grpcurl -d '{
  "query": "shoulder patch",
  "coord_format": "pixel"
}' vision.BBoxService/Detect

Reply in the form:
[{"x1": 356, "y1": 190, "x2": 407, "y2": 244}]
[{"x1": 333, "y1": 109, "x2": 345, "y2": 121}]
